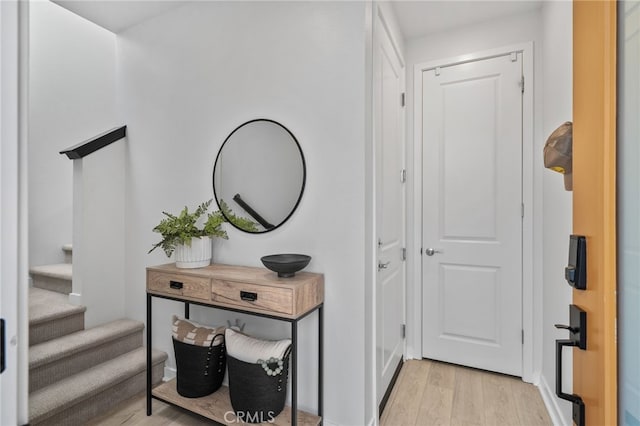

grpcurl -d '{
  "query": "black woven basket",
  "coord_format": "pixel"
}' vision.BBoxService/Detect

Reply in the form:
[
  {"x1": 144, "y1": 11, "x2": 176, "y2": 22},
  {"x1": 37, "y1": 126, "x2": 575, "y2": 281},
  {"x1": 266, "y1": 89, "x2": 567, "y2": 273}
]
[
  {"x1": 172, "y1": 333, "x2": 226, "y2": 398},
  {"x1": 227, "y1": 347, "x2": 291, "y2": 423}
]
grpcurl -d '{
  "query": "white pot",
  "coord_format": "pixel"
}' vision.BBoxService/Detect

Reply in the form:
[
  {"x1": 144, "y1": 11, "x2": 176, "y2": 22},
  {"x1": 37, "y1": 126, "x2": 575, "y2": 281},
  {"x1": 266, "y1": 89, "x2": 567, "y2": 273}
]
[{"x1": 174, "y1": 236, "x2": 212, "y2": 269}]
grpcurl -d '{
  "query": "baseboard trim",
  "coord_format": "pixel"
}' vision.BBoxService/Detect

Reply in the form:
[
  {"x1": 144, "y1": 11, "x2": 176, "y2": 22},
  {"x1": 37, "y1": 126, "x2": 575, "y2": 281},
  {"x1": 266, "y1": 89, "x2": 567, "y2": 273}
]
[
  {"x1": 163, "y1": 366, "x2": 176, "y2": 381},
  {"x1": 68, "y1": 292, "x2": 82, "y2": 306},
  {"x1": 539, "y1": 374, "x2": 569, "y2": 426},
  {"x1": 379, "y1": 358, "x2": 404, "y2": 417}
]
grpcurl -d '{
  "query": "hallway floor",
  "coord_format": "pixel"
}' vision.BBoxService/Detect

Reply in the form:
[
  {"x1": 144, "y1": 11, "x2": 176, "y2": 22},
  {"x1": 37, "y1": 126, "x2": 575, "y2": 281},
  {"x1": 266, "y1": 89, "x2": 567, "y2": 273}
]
[
  {"x1": 381, "y1": 359, "x2": 552, "y2": 426},
  {"x1": 86, "y1": 359, "x2": 552, "y2": 425}
]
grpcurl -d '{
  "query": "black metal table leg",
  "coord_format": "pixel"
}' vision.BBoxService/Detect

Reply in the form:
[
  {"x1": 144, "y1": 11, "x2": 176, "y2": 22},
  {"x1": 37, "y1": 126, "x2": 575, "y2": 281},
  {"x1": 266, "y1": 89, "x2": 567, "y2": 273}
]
[
  {"x1": 146, "y1": 293, "x2": 152, "y2": 415},
  {"x1": 292, "y1": 320, "x2": 298, "y2": 426},
  {"x1": 185, "y1": 302, "x2": 190, "y2": 319}
]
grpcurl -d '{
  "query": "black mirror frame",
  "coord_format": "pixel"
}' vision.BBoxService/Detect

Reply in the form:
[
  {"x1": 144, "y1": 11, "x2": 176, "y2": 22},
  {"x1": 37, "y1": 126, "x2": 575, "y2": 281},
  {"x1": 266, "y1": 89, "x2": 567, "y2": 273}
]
[{"x1": 212, "y1": 118, "x2": 306, "y2": 234}]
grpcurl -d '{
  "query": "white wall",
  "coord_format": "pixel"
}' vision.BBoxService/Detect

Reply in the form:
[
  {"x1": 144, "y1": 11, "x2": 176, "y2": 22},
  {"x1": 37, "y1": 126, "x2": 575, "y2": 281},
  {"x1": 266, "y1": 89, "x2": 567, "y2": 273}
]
[
  {"x1": 29, "y1": 0, "x2": 118, "y2": 267},
  {"x1": 71, "y1": 139, "x2": 126, "y2": 328},
  {"x1": 540, "y1": 2, "x2": 573, "y2": 425},
  {"x1": 404, "y1": 9, "x2": 544, "y2": 367},
  {"x1": 118, "y1": 2, "x2": 368, "y2": 424}
]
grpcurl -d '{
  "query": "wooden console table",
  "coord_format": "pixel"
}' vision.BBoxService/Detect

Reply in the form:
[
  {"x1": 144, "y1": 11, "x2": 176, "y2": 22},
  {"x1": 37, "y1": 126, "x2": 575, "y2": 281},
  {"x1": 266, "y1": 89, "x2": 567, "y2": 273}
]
[{"x1": 146, "y1": 263, "x2": 324, "y2": 425}]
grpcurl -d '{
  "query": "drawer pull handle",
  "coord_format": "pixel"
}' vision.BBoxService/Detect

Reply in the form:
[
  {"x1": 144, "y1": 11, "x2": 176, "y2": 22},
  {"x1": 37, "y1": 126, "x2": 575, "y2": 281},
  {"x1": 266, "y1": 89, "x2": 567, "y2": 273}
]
[
  {"x1": 240, "y1": 291, "x2": 258, "y2": 302},
  {"x1": 169, "y1": 280, "x2": 183, "y2": 290}
]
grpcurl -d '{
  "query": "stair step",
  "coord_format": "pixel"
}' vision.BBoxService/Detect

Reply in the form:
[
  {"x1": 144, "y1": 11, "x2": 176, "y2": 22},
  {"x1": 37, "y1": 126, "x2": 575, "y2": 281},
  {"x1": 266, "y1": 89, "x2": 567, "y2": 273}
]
[
  {"x1": 29, "y1": 347, "x2": 167, "y2": 426},
  {"x1": 62, "y1": 244, "x2": 72, "y2": 264},
  {"x1": 29, "y1": 287, "x2": 85, "y2": 346},
  {"x1": 30, "y1": 319, "x2": 144, "y2": 392},
  {"x1": 30, "y1": 263, "x2": 72, "y2": 294}
]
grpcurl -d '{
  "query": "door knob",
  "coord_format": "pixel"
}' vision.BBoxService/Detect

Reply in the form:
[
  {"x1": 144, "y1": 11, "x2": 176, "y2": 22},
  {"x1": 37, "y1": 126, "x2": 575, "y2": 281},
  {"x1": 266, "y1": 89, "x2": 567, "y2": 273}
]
[
  {"x1": 425, "y1": 248, "x2": 442, "y2": 256},
  {"x1": 554, "y1": 324, "x2": 578, "y2": 333},
  {"x1": 378, "y1": 261, "x2": 390, "y2": 270}
]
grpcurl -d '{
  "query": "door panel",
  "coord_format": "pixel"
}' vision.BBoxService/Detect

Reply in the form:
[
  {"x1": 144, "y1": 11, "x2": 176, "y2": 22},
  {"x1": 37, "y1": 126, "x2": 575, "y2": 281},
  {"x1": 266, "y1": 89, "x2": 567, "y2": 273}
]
[
  {"x1": 441, "y1": 76, "x2": 499, "y2": 240},
  {"x1": 573, "y1": 1, "x2": 617, "y2": 425},
  {"x1": 440, "y1": 264, "x2": 500, "y2": 344},
  {"x1": 375, "y1": 14, "x2": 405, "y2": 405},
  {"x1": 422, "y1": 54, "x2": 523, "y2": 376}
]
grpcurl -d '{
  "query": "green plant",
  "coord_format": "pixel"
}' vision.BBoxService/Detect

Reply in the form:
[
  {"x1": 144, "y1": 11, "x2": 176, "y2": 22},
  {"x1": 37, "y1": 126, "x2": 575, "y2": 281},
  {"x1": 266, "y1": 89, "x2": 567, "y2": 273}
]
[
  {"x1": 149, "y1": 199, "x2": 228, "y2": 257},
  {"x1": 218, "y1": 199, "x2": 260, "y2": 233}
]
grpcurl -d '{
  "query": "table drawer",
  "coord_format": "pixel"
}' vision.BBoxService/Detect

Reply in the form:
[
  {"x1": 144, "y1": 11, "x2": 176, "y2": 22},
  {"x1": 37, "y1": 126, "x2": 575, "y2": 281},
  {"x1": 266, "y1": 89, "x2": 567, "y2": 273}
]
[
  {"x1": 211, "y1": 279, "x2": 293, "y2": 315},
  {"x1": 147, "y1": 271, "x2": 211, "y2": 301}
]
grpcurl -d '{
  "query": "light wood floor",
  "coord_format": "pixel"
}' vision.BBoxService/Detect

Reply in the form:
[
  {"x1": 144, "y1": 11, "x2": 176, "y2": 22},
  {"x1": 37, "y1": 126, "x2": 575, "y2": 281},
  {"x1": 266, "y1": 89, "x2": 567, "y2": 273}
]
[
  {"x1": 380, "y1": 359, "x2": 552, "y2": 426},
  {"x1": 87, "y1": 359, "x2": 552, "y2": 426},
  {"x1": 86, "y1": 394, "x2": 207, "y2": 426}
]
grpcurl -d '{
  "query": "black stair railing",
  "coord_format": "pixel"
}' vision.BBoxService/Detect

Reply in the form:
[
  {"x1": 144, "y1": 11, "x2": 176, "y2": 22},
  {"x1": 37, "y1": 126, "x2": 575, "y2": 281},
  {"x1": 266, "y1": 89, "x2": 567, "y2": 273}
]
[{"x1": 60, "y1": 125, "x2": 126, "y2": 159}]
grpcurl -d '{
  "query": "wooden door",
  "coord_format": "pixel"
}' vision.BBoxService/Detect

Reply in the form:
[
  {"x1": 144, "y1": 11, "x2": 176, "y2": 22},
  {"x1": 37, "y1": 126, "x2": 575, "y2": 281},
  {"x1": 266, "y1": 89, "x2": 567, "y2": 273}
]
[
  {"x1": 572, "y1": 1, "x2": 617, "y2": 425},
  {"x1": 421, "y1": 53, "x2": 523, "y2": 376}
]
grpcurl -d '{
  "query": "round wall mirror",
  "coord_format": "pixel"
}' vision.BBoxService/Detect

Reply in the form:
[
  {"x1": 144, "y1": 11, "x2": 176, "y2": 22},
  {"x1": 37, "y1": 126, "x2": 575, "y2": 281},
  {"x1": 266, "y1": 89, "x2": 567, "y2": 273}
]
[{"x1": 213, "y1": 119, "x2": 306, "y2": 233}]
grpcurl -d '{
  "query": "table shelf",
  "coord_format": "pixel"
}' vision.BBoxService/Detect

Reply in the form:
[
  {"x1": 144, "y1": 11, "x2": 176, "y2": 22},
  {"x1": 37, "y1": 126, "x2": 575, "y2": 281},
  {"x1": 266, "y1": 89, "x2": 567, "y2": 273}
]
[{"x1": 152, "y1": 379, "x2": 321, "y2": 425}]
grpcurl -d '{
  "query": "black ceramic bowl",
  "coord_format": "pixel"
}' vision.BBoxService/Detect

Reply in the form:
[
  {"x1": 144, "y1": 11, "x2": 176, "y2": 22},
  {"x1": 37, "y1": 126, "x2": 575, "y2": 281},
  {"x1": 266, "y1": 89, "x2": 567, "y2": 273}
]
[{"x1": 260, "y1": 254, "x2": 311, "y2": 278}]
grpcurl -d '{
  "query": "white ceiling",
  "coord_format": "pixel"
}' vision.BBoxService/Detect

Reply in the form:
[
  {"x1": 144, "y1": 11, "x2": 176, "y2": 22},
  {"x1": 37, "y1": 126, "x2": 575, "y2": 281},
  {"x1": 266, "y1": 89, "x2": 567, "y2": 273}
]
[
  {"x1": 52, "y1": 0, "x2": 187, "y2": 34},
  {"x1": 51, "y1": 0, "x2": 542, "y2": 39},
  {"x1": 391, "y1": 1, "x2": 543, "y2": 40}
]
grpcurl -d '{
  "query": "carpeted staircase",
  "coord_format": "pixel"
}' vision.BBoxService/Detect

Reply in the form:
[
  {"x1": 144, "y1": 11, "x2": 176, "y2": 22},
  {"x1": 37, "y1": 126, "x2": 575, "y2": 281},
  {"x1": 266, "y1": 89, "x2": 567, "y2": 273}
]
[{"x1": 28, "y1": 245, "x2": 167, "y2": 425}]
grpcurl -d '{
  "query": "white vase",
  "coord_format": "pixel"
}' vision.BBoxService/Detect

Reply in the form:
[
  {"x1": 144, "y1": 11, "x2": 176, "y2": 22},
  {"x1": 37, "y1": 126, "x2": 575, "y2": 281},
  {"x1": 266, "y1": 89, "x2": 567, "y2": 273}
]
[{"x1": 174, "y1": 236, "x2": 212, "y2": 269}]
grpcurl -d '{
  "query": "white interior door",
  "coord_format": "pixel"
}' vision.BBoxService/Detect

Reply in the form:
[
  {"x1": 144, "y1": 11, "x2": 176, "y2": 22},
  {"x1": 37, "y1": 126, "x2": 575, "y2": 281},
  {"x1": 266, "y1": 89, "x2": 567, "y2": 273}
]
[
  {"x1": 421, "y1": 53, "x2": 523, "y2": 376},
  {"x1": 375, "y1": 14, "x2": 405, "y2": 404}
]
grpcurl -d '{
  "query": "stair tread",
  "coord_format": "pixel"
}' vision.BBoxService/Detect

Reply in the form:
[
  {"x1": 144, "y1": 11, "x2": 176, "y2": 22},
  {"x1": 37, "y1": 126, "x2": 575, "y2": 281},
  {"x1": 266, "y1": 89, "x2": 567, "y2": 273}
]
[
  {"x1": 30, "y1": 263, "x2": 72, "y2": 281},
  {"x1": 29, "y1": 347, "x2": 167, "y2": 423},
  {"x1": 30, "y1": 319, "x2": 144, "y2": 368},
  {"x1": 29, "y1": 287, "x2": 85, "y2": 325},
  {"x1": 62, "y1": 244, "x2": 72, "y2": 253}
]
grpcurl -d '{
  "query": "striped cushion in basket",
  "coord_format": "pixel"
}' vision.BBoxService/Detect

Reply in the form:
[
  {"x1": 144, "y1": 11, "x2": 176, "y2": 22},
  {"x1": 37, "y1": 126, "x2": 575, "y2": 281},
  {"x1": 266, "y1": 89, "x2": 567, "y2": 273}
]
[{"x1": 171, "y1": 315, "x2": 225, "y2": 347}]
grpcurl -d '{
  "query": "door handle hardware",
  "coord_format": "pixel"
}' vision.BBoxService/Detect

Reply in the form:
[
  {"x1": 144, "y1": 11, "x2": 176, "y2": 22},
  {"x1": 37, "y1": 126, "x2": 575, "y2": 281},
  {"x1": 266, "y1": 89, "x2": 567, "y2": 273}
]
[
  {"x1": 554, "y1": 324, "x2": 578, "y2": 333},
  {"x1": 554, "y1": 304, "x2": 586, "y2": 426},
  {"x1": 169, "y1": 280, "x2": 183, "y2": 290},
  {"x1": 554, "y1": 305, "x2": 587, "y2": 350},
  {"x1": 425, "y1": 248, "x2": 442, "y2": 256},
  {"x1": 556, "y1": 339, "x2": 585, "y2": 426},
  {"x1": 566, "y1": 235, "x2": 587, "y2": 290},
  {"x1": 378, "y1": 261, "x2": 390, "y2": 270},
  {"x1": 1, "y1": 318, "x2": 5, "y2": 374},
  {"x1": 240, "y1": 291, "x2": 258, "y2": 302}
]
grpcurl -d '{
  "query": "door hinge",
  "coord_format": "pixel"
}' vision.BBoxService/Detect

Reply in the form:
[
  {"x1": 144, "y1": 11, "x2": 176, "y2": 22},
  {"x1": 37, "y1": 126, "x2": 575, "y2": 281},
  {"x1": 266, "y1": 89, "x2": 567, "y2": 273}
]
[
  {"x1": 400, "y1": 169, "x2": 407, "y2": 183},
  {"x1": 522, "y1": 329, "x2": 524, "y2": 344},
  {"x1": 521, "y1": 203, "x2": 525, "y2": 218},
  {"x1": 401, "y1": 92, "x2": 406, "y2": 107},
  {"x1": 1, "y1": 318, "x2": 5, "y2": 374},
  {"x1": 401, "y1": 324, "x2": 406, "y2": 339},
  {"x1": 402, "y1": 247, "x2": 407, "y2": 261},
  {"x1": 520, "y1": 76, "x2": 525, "y2": 93}
]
